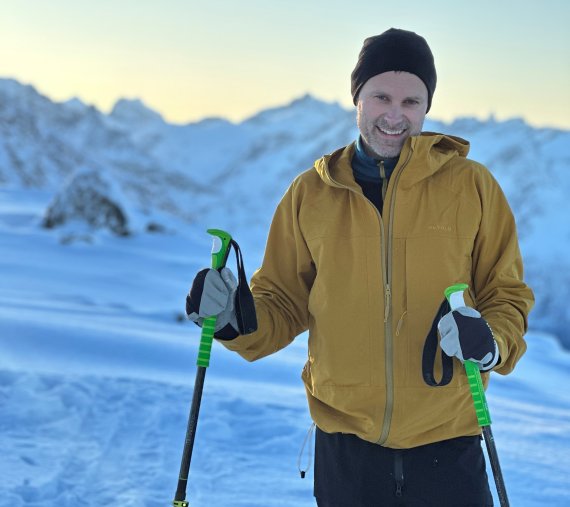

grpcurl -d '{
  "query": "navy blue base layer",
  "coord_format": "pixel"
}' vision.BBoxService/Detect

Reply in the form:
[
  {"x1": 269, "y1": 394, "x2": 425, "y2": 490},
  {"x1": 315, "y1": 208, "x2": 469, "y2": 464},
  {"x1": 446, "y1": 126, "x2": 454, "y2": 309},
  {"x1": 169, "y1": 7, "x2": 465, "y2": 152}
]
[{"x1": 314, "y1": 428, "x2": 493, "y2": 507}]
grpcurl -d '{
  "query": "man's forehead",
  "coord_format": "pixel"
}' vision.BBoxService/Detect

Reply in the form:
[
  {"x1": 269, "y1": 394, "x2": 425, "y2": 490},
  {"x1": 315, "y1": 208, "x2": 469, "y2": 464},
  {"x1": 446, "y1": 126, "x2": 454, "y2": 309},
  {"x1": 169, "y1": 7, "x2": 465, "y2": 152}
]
[{"x1": 363, "y1": 72, "x2": 428, "y2": 96}]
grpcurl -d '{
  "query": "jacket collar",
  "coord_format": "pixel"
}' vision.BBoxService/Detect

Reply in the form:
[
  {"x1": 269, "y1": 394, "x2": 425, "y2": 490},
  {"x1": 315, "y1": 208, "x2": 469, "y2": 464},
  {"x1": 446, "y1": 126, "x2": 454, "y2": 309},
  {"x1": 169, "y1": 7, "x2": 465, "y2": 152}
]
[{"x1": 315, "y1": 132, "x2": 470, "y2": 190}]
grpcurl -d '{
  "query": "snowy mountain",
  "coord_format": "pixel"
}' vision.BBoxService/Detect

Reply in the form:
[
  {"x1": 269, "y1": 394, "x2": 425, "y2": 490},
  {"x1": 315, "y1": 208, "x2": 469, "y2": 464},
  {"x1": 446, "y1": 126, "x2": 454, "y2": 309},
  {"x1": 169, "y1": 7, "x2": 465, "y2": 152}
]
[
  {"x1": 0, "y1": 79, "x2": 199, "y2": 230},
  {"x1": 1, "y1": 77, "x2": 570, "y2": 346}
]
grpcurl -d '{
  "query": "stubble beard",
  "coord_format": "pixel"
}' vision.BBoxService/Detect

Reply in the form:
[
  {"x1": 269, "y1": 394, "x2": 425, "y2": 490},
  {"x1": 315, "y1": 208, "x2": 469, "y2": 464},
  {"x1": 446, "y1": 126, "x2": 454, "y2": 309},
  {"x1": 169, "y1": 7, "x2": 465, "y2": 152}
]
[{"x1": 358, "y1": 113, "x2": 424, "y2": 159}]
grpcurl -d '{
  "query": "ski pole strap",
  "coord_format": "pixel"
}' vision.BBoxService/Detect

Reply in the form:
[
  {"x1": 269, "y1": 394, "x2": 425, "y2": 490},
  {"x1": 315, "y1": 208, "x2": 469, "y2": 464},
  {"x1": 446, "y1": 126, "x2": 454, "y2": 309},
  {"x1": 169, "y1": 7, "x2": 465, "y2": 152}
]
[
  {"x1": 231, "y1": 239, "x2": 258, "y2": 335},
  {"x1": 422, "y1": 298, "x2": 454, "y2": 386}
]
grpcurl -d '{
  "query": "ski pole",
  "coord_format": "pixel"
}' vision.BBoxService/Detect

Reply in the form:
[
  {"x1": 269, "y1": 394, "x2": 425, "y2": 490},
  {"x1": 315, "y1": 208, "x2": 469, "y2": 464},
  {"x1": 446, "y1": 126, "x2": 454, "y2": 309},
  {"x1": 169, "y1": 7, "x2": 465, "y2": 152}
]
[
  {"x1": 173, "y1": 229, "x2": 233, "y2": 507},
  {"x1": 444, "y1": 284, "x2": 510, "y2": 507}
]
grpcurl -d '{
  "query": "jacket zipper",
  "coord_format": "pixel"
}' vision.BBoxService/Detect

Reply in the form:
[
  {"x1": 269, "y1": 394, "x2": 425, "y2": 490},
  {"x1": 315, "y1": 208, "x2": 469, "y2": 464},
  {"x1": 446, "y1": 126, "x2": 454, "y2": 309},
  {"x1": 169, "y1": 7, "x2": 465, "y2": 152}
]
[
  {"x1": 376, "y1": 148, "x2": 413, "y2": 445},
  {"x1": 325, "y1": 146, "x2": 413, "y2": 445}
]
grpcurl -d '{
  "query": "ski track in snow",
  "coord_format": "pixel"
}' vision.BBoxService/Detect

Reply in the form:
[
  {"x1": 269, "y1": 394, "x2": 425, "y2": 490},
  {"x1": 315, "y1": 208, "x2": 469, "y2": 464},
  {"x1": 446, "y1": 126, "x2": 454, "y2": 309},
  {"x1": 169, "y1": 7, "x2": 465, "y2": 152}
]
[
  {"x1": 0, "y1": 371, "x2": 314, "y2": 507},
  {"x1": 1, "y1": 352, "x2": 569, "y2": 507}
]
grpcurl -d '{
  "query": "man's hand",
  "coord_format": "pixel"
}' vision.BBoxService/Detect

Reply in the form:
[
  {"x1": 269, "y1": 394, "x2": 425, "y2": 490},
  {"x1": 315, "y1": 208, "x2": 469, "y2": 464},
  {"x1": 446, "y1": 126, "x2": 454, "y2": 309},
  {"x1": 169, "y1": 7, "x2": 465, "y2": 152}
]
[
  {"x1": 186, "y1": 268, "x2": 239, "y2": 337},
  {"x1": 438, "y1": 306, "x2": 500, "y2": 371}
]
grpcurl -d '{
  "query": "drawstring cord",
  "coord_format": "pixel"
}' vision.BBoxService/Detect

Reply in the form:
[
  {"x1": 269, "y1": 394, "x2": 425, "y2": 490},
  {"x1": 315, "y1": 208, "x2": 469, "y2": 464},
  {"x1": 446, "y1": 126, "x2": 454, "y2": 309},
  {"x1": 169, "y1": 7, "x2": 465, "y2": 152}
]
[{"x1": 297, "y1": 423, "x2": 316, "y2": 478}]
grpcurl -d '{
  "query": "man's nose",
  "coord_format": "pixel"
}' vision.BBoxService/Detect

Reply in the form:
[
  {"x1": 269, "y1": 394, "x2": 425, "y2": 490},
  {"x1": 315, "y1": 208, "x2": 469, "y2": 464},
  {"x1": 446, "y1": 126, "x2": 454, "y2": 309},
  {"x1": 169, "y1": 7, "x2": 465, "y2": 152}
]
[{"x1": 383, "y1": 103, "x2": 404, "y2": 122}]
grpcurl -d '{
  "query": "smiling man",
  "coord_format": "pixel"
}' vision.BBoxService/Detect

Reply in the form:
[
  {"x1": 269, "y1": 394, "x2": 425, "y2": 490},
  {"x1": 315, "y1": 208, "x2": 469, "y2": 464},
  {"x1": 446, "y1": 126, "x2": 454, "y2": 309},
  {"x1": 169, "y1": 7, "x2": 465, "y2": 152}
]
[
  {"x1": 186, "y1": 28, "x2": 534, "y2": 506},
  {"x1": 356, "y1": 71, "x2": 427, "y2": 158}
]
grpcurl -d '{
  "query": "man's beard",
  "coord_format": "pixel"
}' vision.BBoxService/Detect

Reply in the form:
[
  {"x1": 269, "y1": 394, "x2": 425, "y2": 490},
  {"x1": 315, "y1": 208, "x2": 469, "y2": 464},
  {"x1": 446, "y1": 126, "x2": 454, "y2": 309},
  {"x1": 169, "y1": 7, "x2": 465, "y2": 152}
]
[{"x1": 358, "y1": 114, "x2": 423, "y2": 159}]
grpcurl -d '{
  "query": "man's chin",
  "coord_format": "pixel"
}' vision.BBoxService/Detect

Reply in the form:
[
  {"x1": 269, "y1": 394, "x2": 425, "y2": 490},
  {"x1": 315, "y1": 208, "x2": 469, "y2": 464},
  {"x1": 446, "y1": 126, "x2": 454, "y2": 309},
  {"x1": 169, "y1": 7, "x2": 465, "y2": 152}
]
[{"x1": 370, "y1": 142, "x2": 404, "y2": 159}]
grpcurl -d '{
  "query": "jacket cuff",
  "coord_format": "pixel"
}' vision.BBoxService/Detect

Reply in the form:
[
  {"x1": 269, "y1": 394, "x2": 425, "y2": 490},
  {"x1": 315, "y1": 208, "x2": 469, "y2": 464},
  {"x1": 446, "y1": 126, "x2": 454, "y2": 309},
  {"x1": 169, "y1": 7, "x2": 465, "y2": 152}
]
[{"x1": 214, "y1": 323, "x2": 240, "y2": 341}]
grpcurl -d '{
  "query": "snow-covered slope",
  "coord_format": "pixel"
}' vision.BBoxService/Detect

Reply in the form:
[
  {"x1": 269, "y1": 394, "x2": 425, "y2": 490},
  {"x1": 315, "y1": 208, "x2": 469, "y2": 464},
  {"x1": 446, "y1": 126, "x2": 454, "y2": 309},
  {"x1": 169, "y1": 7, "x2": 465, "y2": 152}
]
[{"x1": 0, "y1": 190, "x2": 568, "y2": 506}]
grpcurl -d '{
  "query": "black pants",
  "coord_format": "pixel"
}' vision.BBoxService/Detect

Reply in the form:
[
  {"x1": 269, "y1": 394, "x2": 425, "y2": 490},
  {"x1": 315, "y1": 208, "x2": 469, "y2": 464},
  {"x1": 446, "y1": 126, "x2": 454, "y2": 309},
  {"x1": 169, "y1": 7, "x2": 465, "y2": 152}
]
[{"x1": 314, "y1": 428, "x2": 493, "y2": 507}]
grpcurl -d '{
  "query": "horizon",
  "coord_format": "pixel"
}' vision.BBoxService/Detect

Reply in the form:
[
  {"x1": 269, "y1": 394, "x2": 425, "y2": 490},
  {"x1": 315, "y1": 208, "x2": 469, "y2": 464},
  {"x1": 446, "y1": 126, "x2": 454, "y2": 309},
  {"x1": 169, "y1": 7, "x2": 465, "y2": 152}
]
[
  {"x1": 1, "y1": 1, "x2": 569, "y2": 130},
  {"x1": 3, "y1": 76, "x2": 567, "y2": 132}
]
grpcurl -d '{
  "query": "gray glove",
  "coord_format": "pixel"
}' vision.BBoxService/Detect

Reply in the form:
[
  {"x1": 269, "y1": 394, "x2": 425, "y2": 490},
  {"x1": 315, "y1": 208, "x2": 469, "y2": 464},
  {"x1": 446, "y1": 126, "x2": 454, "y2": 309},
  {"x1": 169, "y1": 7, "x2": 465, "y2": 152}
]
[
  {"x1": 186, "y1": 268, "x2": 238, "y2": 333},
  {"x1": 438, "y1": 306, "x2": 500, "y2": 371}
]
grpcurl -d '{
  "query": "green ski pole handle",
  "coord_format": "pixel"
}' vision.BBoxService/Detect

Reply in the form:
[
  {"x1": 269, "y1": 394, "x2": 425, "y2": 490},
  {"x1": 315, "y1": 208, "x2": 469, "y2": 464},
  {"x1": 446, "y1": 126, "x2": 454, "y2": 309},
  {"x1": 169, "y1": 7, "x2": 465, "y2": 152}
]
[
  {"x1": 196, "y1": 229, "x2": 233, "y2": 368},
  {"x1": 444, "y1": 283, "x2": 492, "y2": 427}
]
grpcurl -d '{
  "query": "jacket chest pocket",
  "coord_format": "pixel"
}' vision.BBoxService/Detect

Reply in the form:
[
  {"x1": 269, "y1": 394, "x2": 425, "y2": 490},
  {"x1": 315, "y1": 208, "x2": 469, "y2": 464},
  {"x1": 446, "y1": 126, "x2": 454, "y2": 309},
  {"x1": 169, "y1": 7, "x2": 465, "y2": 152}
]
[
  {"x1": 405, "y1": 235, "x2": 474, "y2": 313},
  {"x1": 403, "y1": 235, "x2": 475, "y2": 387}
]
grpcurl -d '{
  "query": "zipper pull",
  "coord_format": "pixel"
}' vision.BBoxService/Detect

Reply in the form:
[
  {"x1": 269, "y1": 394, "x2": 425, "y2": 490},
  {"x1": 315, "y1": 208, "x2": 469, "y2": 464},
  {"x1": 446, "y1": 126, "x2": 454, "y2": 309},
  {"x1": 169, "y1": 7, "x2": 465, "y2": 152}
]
[
  {"x1": 378, "y1": 160, "x2": 388, "y2": 204},
  {"x1": 394, "y1": 450, "x2": 404, "y2": 498},
  {"x1": 384, "y1": 285, "x2": 391, "y2": 322}
]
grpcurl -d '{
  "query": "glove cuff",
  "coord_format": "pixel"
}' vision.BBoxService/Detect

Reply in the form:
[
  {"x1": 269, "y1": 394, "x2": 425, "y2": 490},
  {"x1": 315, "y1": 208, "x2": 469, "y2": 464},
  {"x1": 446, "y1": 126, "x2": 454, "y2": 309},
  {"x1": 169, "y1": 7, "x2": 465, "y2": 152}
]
[{"x1": 479, "y1": 340, "x2": 500, "y2": 371}]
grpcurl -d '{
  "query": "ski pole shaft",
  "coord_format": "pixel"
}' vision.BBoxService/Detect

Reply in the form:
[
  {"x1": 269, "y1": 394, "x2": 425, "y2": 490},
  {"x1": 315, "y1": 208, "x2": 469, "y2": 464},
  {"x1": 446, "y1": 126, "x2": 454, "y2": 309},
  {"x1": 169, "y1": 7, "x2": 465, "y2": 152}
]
[
  {"x1": 173, "y1": 367, "x2": 206, "y2": 507},
  {"x1": 445, "y1": 284, "x2": 510, "y2": 507},
  {"x1": 173, "y1": 229, "x2": 233, "y2": 507},
  {"x1": 483, "y1": 425, "x2": 509, "y2": 507}
]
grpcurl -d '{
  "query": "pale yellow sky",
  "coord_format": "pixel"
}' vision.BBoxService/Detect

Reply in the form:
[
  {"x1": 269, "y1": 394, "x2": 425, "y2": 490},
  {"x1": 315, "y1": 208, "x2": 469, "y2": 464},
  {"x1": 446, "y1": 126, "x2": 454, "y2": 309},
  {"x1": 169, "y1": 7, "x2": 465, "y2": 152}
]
[{"x1": 1, "y1": 0, "x2": 569, "y2": 128}]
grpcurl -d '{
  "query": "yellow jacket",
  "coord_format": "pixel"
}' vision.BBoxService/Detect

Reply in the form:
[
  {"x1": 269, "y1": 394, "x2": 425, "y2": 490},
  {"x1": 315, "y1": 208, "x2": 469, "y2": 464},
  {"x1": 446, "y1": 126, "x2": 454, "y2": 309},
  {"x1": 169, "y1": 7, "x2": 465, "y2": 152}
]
[{"x1": 221, "y1": 133, "x2": 534, "y2": 448}]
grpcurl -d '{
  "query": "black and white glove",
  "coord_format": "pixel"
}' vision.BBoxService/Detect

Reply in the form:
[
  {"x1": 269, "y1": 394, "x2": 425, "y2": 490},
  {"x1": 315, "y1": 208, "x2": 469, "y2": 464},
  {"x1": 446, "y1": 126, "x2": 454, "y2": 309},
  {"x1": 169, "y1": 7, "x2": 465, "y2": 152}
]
[
  {"x1": 437, "y1": 306, "x2": 500, "y2": 371},
  {"x1": 186, "y1": 268, "x2": 239, "y2": 339}
]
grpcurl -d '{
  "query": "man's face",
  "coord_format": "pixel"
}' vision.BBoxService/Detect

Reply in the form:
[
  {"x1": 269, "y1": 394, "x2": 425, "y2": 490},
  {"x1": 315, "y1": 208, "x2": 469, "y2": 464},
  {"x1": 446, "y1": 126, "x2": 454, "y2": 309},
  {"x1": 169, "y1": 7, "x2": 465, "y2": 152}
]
[{"x1": 356, "y1": 71, "x2": 428, "y2": 159}]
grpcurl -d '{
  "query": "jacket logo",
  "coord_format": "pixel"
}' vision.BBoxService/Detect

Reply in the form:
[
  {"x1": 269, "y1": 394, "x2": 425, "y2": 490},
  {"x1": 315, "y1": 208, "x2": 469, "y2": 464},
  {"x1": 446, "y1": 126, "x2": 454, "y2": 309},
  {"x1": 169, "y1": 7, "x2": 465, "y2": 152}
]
[{"x1": 427, "y1": 224, "x2": 452, "y2": 233}]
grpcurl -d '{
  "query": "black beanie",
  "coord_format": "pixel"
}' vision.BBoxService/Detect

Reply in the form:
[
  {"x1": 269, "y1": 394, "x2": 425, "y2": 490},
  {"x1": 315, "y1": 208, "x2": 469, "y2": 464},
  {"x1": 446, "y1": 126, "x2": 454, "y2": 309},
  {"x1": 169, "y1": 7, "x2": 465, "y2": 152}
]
[{"x1": 351, "y1": 28, "x2": 437, "y2": 112}]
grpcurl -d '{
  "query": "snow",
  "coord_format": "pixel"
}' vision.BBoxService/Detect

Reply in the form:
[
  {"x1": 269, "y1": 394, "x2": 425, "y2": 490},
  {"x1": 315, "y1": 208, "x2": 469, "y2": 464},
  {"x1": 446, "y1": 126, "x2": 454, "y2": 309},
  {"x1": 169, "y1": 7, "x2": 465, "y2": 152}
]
[{"x1": 1, "y1": 188, "x2": 569, "y2": 507}]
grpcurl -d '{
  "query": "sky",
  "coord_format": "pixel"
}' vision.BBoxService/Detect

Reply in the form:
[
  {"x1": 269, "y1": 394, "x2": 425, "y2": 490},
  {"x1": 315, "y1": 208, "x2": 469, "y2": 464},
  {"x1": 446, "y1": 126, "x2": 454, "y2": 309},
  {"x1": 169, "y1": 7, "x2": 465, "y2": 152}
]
[{"x1": 1, "y1": 0, "x2": 569, "y2": 129}]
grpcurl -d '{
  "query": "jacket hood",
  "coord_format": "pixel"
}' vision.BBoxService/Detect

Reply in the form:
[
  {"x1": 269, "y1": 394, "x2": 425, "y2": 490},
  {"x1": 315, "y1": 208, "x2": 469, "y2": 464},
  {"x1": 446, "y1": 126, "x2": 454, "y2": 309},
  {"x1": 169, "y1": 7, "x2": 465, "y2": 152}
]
[{"x1": 315, "y1": 132, "x2": 470, "y2": 190}]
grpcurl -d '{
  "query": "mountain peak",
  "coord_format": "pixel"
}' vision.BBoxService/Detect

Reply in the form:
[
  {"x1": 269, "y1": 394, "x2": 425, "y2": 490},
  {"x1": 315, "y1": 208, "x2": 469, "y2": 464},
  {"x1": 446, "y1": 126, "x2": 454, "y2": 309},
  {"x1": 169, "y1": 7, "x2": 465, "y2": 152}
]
[
  {"x1": 110, "y1": 98, "x2": 165, "y2": 126},
  {"x1": 0, "y1": 78, "x2": 43, "y2": 103},
  {"x1": 61, "y1": 97, "x2": 89, "y2": 114},
  {"x1": 243, "y1": 93, "x2": 347, "y2": 127}
]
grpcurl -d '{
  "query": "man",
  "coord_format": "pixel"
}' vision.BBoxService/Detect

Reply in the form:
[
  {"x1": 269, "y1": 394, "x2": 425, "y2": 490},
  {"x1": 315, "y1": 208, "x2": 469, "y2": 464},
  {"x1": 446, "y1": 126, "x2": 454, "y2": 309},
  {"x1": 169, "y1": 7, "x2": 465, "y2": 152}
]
[{"x1": 186, "y1": 28, "x2": 534, "y2": 506}]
